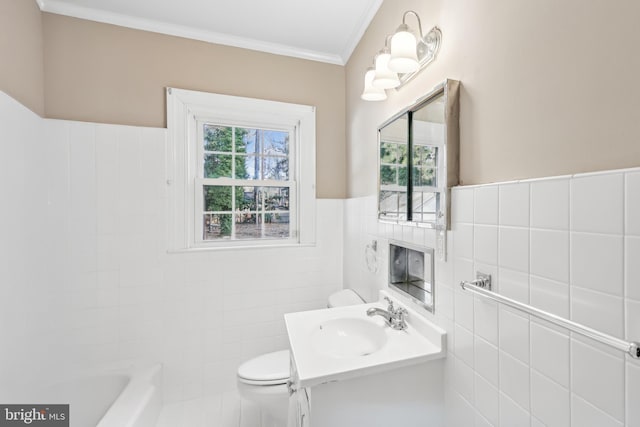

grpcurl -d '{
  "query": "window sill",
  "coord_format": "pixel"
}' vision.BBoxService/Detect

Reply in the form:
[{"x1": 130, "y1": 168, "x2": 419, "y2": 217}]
[{"x1": 166, "y1": 241, "x2": 316, "y2": 254}]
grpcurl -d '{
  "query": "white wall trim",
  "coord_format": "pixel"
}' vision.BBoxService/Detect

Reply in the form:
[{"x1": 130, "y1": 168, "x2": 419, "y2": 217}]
[
  {"x1": 38, "y1": 0, "x2": 346, "y2": 65},
  {"x1": 166, "y1": 87, "x2": 317, "y2": 251},
  {"x1": 452, "y1": 166, "x2": 640, "y2": 190}
]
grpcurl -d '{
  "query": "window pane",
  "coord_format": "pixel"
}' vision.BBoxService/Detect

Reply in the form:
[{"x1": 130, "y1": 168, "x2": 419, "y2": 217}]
[
  {"x1": 379, "y1": 191, "x2": 399, "y2": 215},
  {"x1": 236, "y1": 156, "x2": 289, "y2": 181},
  {"x1": 234, "y1": 213, "x2": 290, "y2": 239},
  {"x1": 234, "y1": 127, "x2": 249, "y2": 153},
  {"x1": 380, "y1": 142, "x2": 397, "y2": 164},
  {"x1": 235, "y1": 213, "x2": 262, "y2": 239},
  {"x1": 204, "y1": 125, "x2": 233, "y2": 152},
  {"x1": 413, "y1": 191, "x2": 438, "y2": 223},
  {"x1": 379, "y1": 190, "x2": 408, "y2": 220},
  {"x1": 204, "y1": 154, "x2": 233, "y2": 178},
  {"x1": 263, "y1": 157, "x2": 289, "y2": 180},
  {"x1": 398, "y1": 192, "x2": 408, "y2": 220},
  {"x1": 241, "y1": 128, "x2": 289, "y2": 156},
  {"x1": 264, "y1": 213, "x2": 290, "y2": 238},
  {"x1": 413, "y1": 145, "x2": 437, "y2": 167},
  {"x1": 203, "y1": 214, "x2": 232, "y2": 240},
  {"x1": 238, "y1": 186, "x2": 258, "y2": 210},
  {"x1": 380, "y1": 165, "x2": 396, "y2": 185},
  {"x1": 263, "y1": 130, "x2": 289, "y2": 156},
  {"x1": 413, "y1": 166, "x2": 436, "y2": 187},
  {"x1": 398, "y1": 166, "x2": 408, "y2": 186},
  {"x1": 413, "y1": 145, "x2": 437, "y2": 187},
  {"x1": 240, "y1": 155, "x2": 260, "y2": 179},
  {"x1": 261, "y1": 187, "x2": 289, "y2": 210},
  {"x1": 243, "y1": 128, "x2": 259, "y2": 154},
  {"x1": 235, "y1": 155, "x2": 250, "y2": 179},
  {"x1": 397, "y1": 144, "x2": 408, "y2": 166},
  {"x1": 203, "y1": 185, "x2": 232, "y2": 211}
]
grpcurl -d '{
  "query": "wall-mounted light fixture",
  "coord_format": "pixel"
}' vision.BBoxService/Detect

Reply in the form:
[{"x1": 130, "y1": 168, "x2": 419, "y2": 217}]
[{"x1": 361, "y1": 11, "x2": 442, "y2": 101}]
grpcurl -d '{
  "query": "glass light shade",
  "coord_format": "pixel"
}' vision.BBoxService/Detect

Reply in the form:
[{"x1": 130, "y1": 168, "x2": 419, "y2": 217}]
[
  {"x1": 361, "y1": 68, "x2": 387, "y2": 101},
  {"x1": 389, "y1": 28, "x2": 419, "y2": 73},
  {"x1": 372, "y1": 52, "x2": 400, "y2": 89}
]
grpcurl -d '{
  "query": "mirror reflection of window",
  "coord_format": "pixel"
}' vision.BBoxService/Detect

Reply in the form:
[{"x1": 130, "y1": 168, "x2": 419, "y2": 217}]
[
  {"x1": 379, "y1": 114, "x2": 409, "y2": 221},
  {"x1": 412, "y1": 93, "x2": 445, "y2": 224}
]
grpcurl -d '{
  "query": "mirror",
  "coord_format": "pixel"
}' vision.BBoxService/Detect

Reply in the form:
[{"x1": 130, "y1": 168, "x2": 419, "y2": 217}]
[
  {"x1": 378, "y1": 79, "x2": 460, "y2": 230},
  {"x1": 379, "y1": 113, "x2": 409, "y2": 221}
]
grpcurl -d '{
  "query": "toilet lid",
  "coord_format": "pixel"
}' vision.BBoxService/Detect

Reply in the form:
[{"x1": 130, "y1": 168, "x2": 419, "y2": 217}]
[{"x1": 237, "y1": 350, "x2": 290, "y2": 385}]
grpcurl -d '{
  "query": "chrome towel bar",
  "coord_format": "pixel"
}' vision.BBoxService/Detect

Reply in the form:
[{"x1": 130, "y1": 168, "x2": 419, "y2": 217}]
[{"x1": 460, "y1": 280, "x2": 640, "y2": 359}]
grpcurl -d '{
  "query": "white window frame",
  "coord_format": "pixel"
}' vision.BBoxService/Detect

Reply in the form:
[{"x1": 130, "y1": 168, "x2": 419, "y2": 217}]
[{"x1": 166, "y1": 88, "x2": 316, "y2": 251}]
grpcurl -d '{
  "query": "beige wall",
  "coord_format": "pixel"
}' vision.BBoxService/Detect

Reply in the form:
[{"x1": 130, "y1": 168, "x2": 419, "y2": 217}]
[
  {"x1": 346, "y1": 0, "x2": 640, "y2": 197},
  {"x1": 42, "y1": 13, "x2": 346, "y2": 198},
  {"x1": 0, "y1": 0, "x2": 44, "y2": 115}
]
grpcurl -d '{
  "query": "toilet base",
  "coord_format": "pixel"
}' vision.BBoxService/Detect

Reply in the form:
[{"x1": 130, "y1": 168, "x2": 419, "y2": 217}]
[{"x1": 237, "y1": 380, "x2": 289, "y2": 426}]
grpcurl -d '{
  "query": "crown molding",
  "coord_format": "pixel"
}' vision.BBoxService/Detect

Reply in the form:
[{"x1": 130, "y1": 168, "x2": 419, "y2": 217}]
[
  {"x1": 340, "y1": 0, "x2": 383, "y2": 64},
  {"x1": 38, "y1": 0, "x2": 346, "y2": 65}
]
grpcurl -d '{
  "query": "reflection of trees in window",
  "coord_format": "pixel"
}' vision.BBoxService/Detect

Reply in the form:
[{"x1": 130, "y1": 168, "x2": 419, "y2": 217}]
[
  {"x1": 380, "y1": 141, "x2": 408, "y2": 186},
  {"x1": 412, "y1": 145, "x2": 437, "y2": 187}
]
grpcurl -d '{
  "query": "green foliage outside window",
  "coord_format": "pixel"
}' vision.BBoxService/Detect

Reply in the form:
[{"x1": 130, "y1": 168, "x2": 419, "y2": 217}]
[{"x1": 203, "y1": 126, "x2": 249, "y2": 235}]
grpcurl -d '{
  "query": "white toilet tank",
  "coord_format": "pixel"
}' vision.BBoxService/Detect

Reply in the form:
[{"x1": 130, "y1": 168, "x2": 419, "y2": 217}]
[{"x1": 327, "y1": 289, "x2": 364, "y2": 308}]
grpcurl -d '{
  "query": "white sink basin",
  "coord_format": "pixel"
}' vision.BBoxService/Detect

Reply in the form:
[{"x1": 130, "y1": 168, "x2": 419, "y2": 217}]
[
  {"x1": 310, "y1": 318, "x2": 387, "y2": 359},
  {"x1": 285, "y1": 291, "x2": 447, "y2": 388}
]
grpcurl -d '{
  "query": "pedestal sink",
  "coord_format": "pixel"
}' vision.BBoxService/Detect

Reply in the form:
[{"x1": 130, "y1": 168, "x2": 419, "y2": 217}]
[{"x1": 311, "y1": 318, "x2": 387, "y2": 359}]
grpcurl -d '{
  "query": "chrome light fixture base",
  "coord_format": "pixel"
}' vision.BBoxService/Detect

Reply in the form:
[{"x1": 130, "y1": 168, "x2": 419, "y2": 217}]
[{"x1": 395, "y1": 26, "x2": 442, "y2": 90}]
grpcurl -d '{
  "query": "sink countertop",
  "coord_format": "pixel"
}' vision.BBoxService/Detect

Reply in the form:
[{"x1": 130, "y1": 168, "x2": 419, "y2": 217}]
[{"x1": 285, "y1": 290, "x2": 447, "y2": 388}]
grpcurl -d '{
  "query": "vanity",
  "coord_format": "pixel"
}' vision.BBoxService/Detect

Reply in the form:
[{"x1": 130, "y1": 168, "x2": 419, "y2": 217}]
[{"x1": 285, "y1": 291, "x2": 446, "y2": 427}]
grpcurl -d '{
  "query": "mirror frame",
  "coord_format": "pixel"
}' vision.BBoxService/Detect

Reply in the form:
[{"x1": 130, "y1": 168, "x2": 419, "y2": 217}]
[{"x1": 377, "y1": 79, "x2": 460, "y2": 230}]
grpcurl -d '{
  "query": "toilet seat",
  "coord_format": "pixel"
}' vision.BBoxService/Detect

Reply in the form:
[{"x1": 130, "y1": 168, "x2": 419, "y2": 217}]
[{"x1": 237, "y1": 350, "x2": 290, "y2": 386}]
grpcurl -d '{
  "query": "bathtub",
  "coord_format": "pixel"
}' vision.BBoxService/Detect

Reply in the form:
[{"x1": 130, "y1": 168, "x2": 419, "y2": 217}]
[{"x1": 33, "y1": 364, "x2": 162, "y2": 427}]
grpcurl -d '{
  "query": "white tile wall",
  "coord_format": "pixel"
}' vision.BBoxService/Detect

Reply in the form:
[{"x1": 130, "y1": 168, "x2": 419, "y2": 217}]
[
  {"x1": 530, "y1": 320, "x2": 570, "y2": 388},
  {"x1": 627, "y1": 172, "x2": 640, "y2": 236},
  {"x1": 4, "y1": 90, "x2": 640, "y2": 423},
  {"x1": 531, "y1": 369, "x2": 570, "y2": 427},
  {"x1": 570, "y1": 232, "x2": 623, "y2": 295},
  {"x1": 0, "y1": 93, "x2": 64, "y2": 400},
  {"x1": 570, "y1": 173, "x2": 624, "y2": 234},
  {"x1": 530, "y1": 229, "x2": 570, "y2": 283},
  {"x1": 530, "y1": 178, "x2": 570, "y2": 230},
  {"x1": 343, "y1": 167, "x2": 640, "y2": 426},
  {"x1": 628, "y1": 362, "x2": 640, "y2": 427},
  {"x1": 0, "y1": 92, "x2": 344, "y2": 404},
  {"x1": 498, "y1": 227, "x2": 529, "y2": 273},
  {"x1": 499, "y1": 183, "x2": 529, "y2": 227}
]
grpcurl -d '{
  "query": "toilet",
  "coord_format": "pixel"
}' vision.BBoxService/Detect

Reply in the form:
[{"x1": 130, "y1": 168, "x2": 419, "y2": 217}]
[{"x1": 236, "y1": 289, "x2": 365, "y2": 427}]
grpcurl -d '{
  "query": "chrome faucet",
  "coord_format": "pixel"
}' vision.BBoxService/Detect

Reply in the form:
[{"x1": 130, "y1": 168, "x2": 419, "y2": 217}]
[{"x1": 366, "y1": 297, "x2": 408, "y2": 330}]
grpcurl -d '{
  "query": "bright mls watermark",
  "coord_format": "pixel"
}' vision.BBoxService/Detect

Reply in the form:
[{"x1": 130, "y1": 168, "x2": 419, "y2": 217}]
[{"x1": 0, "y1": 405, "x2": 68, "y2": 426}]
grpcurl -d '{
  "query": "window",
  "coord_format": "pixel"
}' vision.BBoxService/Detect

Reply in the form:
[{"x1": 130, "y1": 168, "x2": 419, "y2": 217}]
[{"x1": 167, "y1": 88, "x2": 316, "y2": 250}]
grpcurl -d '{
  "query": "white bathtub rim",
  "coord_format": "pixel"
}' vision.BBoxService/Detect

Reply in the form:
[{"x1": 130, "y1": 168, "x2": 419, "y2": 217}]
[{"x1": 96, "y1": 363, "x2": 162, "y2": 427}]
